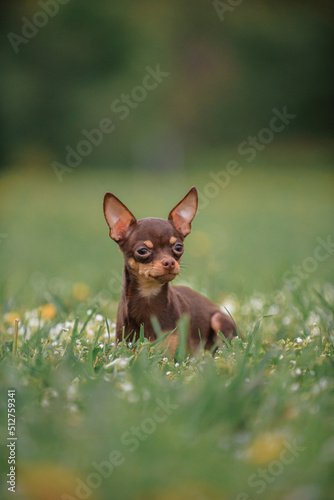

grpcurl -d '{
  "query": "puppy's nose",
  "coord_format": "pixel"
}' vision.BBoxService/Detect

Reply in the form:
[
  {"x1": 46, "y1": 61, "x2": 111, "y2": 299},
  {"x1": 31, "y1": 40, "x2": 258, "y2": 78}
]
[{"x1": 161, "y1": 258, "x2": 176, "y2": 271}]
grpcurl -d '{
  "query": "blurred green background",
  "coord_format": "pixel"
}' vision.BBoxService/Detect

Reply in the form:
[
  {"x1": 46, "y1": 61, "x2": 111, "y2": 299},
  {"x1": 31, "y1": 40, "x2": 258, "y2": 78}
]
[
  {"x1": 0, "y1": 0, "x2": 333, "y2": 309},
  {"x1": 1, "y1": 4, "x2": 334, "y2": 500}
]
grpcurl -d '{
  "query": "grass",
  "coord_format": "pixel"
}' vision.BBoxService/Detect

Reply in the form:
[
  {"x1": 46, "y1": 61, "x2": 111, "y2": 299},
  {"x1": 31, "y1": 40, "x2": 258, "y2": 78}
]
[
  {"x1": 0, "y1": 151, "x2": 334, "y2": 499},
  {"x1": 0, "y1": 149, "x2": 333, "y2": 307},
  {"x1": 1, "y1": 285, "x2": 334, "y2": 500}
]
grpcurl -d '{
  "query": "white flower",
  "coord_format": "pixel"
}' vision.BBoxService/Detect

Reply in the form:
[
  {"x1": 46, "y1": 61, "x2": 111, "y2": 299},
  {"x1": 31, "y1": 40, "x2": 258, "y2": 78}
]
[
  {"x1": 104, "y1": 356, "x2": 133, "y2": 371},
  {"x1": 220, "y1": 299, "x2": 236, "y2": 315},
  {"x1": 296, "y1": 337, "x2": 303, "y2": 344},
  {"x1": 166, "y1": 371, "x2": 172, "y2": 376},
  {"x1": 128, "y1": 393, "x2": 140, "y2": 403},
  {"x1": 121, "y1": 382, "x2": 134, "y2": 392},
  {"x1": 95, "y1": 314, "x2": 104, "y2": 322},
  {"x1": 67, "y1": 378, "x2": 79, "y2": 401},
  {"x1": 267, "y1": 304, "x2": 280, "y2": 315},
  {"x1": 311, "y1": 326, "x2": 320, "y2": 336},
  {"x1": 307, "y1": 311, "x2": 320, "y2": 326},
  {"x1": 319, "y1": 378, "x2": 328, "y2": 391},
  {"x1": 249, "y1": 297, "x2": 264, "y2": 311},
  {"x1": 29, "y1": 318, "x2": 40, "y2": 328},
  {"x1": 103, "y1": 328, "x2": 116, "y2": 340}
]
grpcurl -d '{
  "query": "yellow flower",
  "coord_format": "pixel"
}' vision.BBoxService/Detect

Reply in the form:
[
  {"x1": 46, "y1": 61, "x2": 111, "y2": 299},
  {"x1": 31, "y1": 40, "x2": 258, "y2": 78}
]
[
  {"x1": 37, "y1": 303, "x2": 57, "y2": 320},
  {"x1": 72, "y1": 282, "x2": 90, "y2": 301},
  {"x1": 245, "y1": 432, "x2": 285, "y2": 465},
  {"x1": 20, "y1": 462, "x2": 81, "y2": 500},
  {"x1": 4, "y1": 312, "x2": 20, "y2": 324},
  {"x1": 283, "y1": 406, "x2": 299, "y2": 420}
]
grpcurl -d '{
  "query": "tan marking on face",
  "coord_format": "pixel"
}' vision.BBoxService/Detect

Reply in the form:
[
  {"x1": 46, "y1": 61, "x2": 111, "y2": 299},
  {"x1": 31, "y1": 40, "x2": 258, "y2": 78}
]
[
  {"x1": 127, "y1": 259, "x2": 180, "y2": 297},
  {"x1": 135, "y1": 259, "x2": 180, "y2": 279},
  {"x1": 137, "y1": 263, "x2": 164, "y2": 298},
  {"x1": 144, "y1": 240, "x2": 153, "y2": 248},
  {"x1": 169, "y1": 236, "x2": 177, "y2": 245},
  {"x1": 127, "y1": 257, "x2": 139, "y2": 271},
  {"x1": 137, "y1": 262, "x2": 157, "y2": 278}
]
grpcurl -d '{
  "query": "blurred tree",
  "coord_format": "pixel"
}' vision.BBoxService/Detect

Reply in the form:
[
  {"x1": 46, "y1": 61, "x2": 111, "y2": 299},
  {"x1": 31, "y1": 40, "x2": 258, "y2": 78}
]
[
  {"x1": 0, "y1": 0, "x2": 136, "y2": 166},
  {"x1": 0, "y1": 0, "x2": 333, "y2": 170}
]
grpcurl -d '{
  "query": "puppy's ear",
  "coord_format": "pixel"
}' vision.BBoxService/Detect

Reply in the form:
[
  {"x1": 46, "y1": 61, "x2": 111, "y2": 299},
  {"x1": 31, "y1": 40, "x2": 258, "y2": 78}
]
[
  {"x1": 103, "y1": 193, "x2": 136, "y2": 242},
  {"x1": 168, "y1": 186, "x2": 198, "y2": 237}
]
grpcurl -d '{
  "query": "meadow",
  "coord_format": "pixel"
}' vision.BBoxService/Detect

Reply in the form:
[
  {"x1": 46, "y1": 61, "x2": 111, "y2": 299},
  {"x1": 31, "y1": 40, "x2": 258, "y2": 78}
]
[{"x1": 0, "y1": 147, "x2": 334, "y2": 500}]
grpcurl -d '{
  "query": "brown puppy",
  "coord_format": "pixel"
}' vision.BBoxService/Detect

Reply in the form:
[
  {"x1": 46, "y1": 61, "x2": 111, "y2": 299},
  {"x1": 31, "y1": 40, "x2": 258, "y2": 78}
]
[{"x1": 103, "y1": 187, "x2": 237, "y2": 353}]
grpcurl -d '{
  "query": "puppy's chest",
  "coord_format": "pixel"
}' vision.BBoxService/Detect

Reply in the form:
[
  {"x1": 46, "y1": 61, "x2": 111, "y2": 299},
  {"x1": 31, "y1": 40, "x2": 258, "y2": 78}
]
[{"x1": 126, "y1": 292, "x2": 182, "y2": 329}]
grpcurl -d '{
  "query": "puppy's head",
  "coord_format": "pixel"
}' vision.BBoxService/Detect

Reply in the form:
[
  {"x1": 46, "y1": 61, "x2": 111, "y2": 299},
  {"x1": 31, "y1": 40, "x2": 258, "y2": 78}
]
[{"x1": 103, "y1": 187, "x2": 198, "y2": 293}]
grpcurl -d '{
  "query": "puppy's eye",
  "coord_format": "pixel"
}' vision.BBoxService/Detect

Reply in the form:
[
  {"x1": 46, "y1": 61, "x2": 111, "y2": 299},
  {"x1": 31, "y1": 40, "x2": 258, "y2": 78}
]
[
  {"x1": 136, "y1": 248, "x2": 150, "y2": 257},
  {"x1": 173, "y1": 243, "x2": 183, "y2": 253}
]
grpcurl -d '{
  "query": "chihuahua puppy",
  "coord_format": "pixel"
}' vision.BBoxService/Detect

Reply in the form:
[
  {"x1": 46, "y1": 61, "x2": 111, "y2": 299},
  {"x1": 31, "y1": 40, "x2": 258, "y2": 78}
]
[{"x1": 103, "y1": 187, "x2": 237, "y2": 353}]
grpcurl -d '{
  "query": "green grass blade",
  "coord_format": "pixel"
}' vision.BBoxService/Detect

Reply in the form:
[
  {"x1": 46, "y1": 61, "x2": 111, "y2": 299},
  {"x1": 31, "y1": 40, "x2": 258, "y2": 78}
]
[
  {"x1": 150, "y1": 329, "x2": 175, "y2": 348},
  {"x1": 175, "y1": 314, "x2": 189, "y2": 363},
  {"x1": 150, "y1": 316, "x2": 163, "y2": 338},
  {"x1": 139, "y1": 323, "x2": 145, "y2": 343}
]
